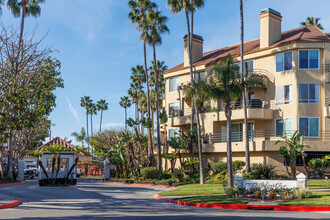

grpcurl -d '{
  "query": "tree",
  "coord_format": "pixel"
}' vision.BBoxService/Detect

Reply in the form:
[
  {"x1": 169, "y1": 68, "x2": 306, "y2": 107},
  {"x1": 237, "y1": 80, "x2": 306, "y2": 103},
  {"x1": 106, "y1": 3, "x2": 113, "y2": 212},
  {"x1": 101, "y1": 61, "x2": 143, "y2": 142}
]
[
  {"x1": 300, "y1": 17, "x2": 324, "y2": 30},
  {"x1": 96, "y1": 99, "x2": 108, "y2": 133},
  {"x1": 7, "y1": 0, "x2": 45, "y2": 49},
  {"x1": 71, "y1": 127, "x2": 87, "y2": 147},
  {"x1": 128, "y1": 0, "x2": 157, "y2": 165},
  {"x1": 0, "y1": 27, "x2": 63, "y2": 179},
  {"x1": 184, "y1": 80, "x2": 209, "y2": 184},
  {"x1": 167, "y1": 0, "x2": 204, "y2": 159},
  {"x1": 276, "y1": 131, "x2": 309, "y2": 179},
  {"x1": 28, "y1": 149, "x2": 50, "y2": 183},
  {"x1": 239, "y1": 0, "x2": 250, "y2": 173},
  {"x1": 144, "y1": 9, "x2": 169, "y2": 180},
  {"x1": 88, "y1": 102, "x2": 97, "y2": 138},
  {"x1": 80, "y1": 96, "x2": 92, "y2": 152},
  {"x1": 119, "y1": 96, "x2": 132, "y2": 131},
  {"x1": 208, "y1": 55, "x2": 266, "y2": 187}
]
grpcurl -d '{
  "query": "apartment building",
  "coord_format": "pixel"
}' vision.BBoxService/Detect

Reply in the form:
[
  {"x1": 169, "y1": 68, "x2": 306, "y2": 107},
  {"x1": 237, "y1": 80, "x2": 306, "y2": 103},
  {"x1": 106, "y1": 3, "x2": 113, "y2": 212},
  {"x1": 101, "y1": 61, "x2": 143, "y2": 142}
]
[{"x1": 162, "y1": 8, "x2": 330, "y2": 172}]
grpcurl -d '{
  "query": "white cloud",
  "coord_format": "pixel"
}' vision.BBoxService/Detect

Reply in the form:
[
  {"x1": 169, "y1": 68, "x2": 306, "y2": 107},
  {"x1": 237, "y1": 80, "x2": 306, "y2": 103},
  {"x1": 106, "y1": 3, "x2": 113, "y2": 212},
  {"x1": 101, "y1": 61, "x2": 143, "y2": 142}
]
[
  {"x1": 66, "y1": 97, "x2": 81, "y2": 126},
  {"x1": 102, "y1": 122, "x2": 125, "y2": 129}
]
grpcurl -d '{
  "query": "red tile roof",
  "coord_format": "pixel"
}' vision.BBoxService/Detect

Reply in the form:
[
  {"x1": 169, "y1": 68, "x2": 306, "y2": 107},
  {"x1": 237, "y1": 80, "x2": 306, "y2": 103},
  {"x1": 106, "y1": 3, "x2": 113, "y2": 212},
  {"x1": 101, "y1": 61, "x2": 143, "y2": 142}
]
[
  {"x1": 165, "y1": 26, "x2": 330, "y2": 74},
  {"x1": 38, "y1": 137, "x2": 76, "y2": 151},
  {"x1": 79, "y1": 151, "x2": 92, "y2": 157}
]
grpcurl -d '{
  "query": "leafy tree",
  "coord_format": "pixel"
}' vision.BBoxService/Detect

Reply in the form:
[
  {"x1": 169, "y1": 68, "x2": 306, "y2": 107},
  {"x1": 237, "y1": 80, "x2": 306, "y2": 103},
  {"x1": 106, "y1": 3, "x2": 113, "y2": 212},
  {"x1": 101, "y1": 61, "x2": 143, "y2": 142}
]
[
  {"x1": 80, "y1": 96, "x2": 92, "y2": 152},
  {"x1": 208, "y1": 55, "x2": 266, "y2": 187},
  {"x1": 144, "y1": 9, "x2": 169, "y2": 180},
  {"x1": 184, "y1": 80, "x2": 209, "y2": 184},
  {"x1": 276, "y1": 131, "x2": 309, "y2": 179},
  {"x1": 71, "y1": 127, "x2": 87, "y2": 147},
  {"x1": 308, "y1": 156, "x2": 330, "y2": 178},
  {"x1": 119, "y1": 96, "x2": 132, "y2": 131},
  {"x1": 300, "y1": 17, "x2": 324, "y2": 30},
  {"x1": 128, "y1": 0, "x2": 157, "y2": 159},
  {"x1": 96, "y1": 99, "x2": 108, "y2": 132}
]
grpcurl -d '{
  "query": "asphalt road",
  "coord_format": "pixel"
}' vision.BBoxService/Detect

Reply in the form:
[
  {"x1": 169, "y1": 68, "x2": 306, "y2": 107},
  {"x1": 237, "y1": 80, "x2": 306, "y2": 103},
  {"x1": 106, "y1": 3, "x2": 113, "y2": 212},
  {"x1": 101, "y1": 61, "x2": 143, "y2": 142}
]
[{"x1": 0, "y1": 179, "x2": 329, "y2": 220}]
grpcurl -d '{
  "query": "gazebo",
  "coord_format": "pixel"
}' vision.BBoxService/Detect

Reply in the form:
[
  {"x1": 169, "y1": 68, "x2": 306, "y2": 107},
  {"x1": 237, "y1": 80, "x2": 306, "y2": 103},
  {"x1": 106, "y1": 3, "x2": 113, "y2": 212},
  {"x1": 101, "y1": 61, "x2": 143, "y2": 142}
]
[{"x1": 37, "y1": 137, "x2": 77, "y2": 183}]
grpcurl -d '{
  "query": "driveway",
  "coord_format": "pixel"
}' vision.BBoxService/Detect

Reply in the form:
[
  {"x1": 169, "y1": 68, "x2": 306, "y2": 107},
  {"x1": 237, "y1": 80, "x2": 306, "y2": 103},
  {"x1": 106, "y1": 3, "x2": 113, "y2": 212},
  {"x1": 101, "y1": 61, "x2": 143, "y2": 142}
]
[{"x1": 0, "y1": 179, "x2": 329, "y2": 220}]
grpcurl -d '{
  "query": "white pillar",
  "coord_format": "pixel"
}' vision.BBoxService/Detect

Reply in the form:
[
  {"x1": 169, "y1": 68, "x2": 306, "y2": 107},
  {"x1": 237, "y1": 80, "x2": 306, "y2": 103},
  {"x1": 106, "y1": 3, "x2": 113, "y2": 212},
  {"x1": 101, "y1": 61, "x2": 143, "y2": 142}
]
[
  {"x1": 234, "y1": 172, "x2": 243, "y2": 188},
  {"x1": 104, "y1": 159, "x2": 110, "y2": 180},
  {"x1": 17, "y1": 158, "x2": 24, "y2": 181},
  {"x1": 296, "y1": 173, "x2": 307, "y2": 189}
]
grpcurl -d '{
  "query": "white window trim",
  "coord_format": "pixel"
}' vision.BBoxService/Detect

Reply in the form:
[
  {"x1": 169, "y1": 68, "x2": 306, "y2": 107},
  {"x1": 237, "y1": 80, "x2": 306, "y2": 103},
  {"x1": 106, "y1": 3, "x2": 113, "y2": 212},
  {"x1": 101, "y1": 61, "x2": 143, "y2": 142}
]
[
  {"x1": 168, "y1": 128, "x2": 180, "y2": 140},
  {"x1": 169, "y1": 76, "x2": 179, "y2": 93},
  {"x1": 298, "y1": 83, "x2": 320, "y2": 103},
  {"x1": 276, "y1": 84, "x2": 292, "y2": 105},
  {"x1": 275, "y1": 118, "x2": 293, "y2": 137},
  {"x1": 298, "y1": 49, "x2": 320, "y2": 70},
  {"x1": 298, "y1": 117, "x2": 320, "y2": 138},
  {"x1": 275, "y1": 51, "x2": 293, "y2": 73}
]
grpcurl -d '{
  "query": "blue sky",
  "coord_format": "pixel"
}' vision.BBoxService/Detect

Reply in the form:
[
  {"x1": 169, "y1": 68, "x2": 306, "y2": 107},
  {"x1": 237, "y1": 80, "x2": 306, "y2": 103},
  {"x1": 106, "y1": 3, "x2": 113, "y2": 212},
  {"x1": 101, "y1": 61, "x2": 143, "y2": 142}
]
[{"x1": 1, "y1": 0, "x2": 329, "y2": 144}]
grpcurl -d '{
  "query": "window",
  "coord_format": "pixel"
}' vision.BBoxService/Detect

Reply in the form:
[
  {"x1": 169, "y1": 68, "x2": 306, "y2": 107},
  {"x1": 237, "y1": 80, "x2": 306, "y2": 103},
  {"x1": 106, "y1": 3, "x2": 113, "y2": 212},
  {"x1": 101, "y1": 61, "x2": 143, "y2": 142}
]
[
  {"x1": 194, "y1": 71, "x2": 205, "y2": 81},
  {"x1": 299, "y1": 83, "x2": 319, "y2": 103},
  {"x1": 299, "y1": 117, "x2": 319, "y2": 137},
  {"x1": 221, "y1": 122, "x2": 254, "y2": 142},
  {"x1": 276, "y1": 51, "x2": 293, "y2": 72},
  {"x1": 169, "y1": 76, "x2": 179, "y2": 92},
  {"x1": 46, "y1": 158, "x2": 69, "y2": 171},
  {"x1": 235, "y1": 60, "x2": 254, "y2": 74},
  {"x1": 276, "y1": 118, "x2": 293, "y2": 137},
  {"x1": 299, "y1": 50, "x2": 319, "y2": 69},
  {"x1": 168, "y1": 102, "x2": 179, "y2": 117},
  {"x1": 168, "y1": 128, "x2": 179, "y2": 140},
  {"x1": 275, "y1": 85, "x2": 292, "y2": 104}
]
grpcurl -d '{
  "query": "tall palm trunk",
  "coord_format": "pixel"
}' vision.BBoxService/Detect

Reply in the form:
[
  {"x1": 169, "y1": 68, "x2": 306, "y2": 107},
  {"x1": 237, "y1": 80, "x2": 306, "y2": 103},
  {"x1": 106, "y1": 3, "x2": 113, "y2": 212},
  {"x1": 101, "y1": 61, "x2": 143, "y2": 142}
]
[
  {"x1": 152, "y1": 43, "x2": 162, "y2": 180},
  {"x1": 6, "y1": 128, "x2": 13, "y2": 179},
  {"x1": 225, "y1": 107, "x2": 233, "y2": 188},
  {"x1": 125, "y1": 108, "x2": 127, "y2": 131},
  {"x1": 240, "y1": 0, "x2": 250, "y2": 173},
  {"x1": 90, "y1": 113, "x2": 93, "y2": 155},
  {"x1": 86, "y1": 111, "x2": 89, "y2": 153},
  {"x1": 185, "y1": 10, "x2": 195, "y2": 159},
  {"x1": 195, "y1": 107, "x2": 205, "y2": 184},
  {"x1": 99, "y1": 110, "x2": 103, "y2": 132},
  {"x1": 143, "y1": 42, "x2": 154, "y2": 166},
  {"x1": 19, "y1": 1, "x2": 26, "y2": 50},
  {"x1": 54, "y1": 154, "x2": 60, "y2": 182}
]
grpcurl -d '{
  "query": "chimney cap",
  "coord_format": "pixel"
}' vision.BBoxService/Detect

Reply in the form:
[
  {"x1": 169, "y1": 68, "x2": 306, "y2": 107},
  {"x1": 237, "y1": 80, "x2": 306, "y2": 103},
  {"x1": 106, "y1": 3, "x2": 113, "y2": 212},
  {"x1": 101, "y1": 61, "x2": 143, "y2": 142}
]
[
  {"x1": 260, "y1": 8, "x2": 282, "y2": 17},
  {"x1": 183, "y1": 34, "x2": 204, "y2": 41}
]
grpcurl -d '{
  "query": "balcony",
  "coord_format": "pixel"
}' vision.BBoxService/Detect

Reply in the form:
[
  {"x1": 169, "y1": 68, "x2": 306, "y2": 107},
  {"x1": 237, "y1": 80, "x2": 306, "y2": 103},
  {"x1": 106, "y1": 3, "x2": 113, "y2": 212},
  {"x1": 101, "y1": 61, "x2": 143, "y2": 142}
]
[
  {"x1": 170, "y1": 99, "x2": 274, "y2": 126},
  {"x1": 206, "y1": 130, "x2": 330, "y2": 153}
]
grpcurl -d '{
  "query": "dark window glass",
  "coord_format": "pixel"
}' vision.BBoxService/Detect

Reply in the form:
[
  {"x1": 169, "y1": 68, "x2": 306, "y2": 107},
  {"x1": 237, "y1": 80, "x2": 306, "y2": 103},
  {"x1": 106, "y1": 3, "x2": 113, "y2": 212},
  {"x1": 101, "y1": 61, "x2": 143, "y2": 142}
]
[{"x1": 299, "y1": 50, "x2": 309, "y2": 68}]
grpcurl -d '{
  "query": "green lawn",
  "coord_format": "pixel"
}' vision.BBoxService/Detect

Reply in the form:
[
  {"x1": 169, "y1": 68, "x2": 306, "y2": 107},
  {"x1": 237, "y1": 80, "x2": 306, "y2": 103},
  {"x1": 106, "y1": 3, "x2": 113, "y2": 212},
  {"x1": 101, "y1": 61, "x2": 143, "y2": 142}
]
[
  {"x1": 159, "y1": 184, "x2": 225, "y2": 197},
  {"x1": 176, "y1": 195, "x2": 247, "y2": 204},
  {"x1": 307, "y1": 180, "x2": 330, "y2": 189},
  {"x1": 279, "y1": 191, "x2": 330, "y2": 206}
]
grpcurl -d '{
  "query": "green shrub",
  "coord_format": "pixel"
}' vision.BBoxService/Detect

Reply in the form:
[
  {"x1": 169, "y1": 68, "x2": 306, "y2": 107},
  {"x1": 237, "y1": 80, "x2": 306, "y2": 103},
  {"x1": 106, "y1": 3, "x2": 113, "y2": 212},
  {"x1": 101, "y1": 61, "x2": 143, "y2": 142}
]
[
  {"x1": 141, "y1": 167, "x2": 158, "y2": 179},
  {"x1": 250, "y1": 163, "x2": 276, "y2": 179},
  {"x1": 206, "y1": 173, "x2": 227, "y2": 184},
  {"x1": 225, "y1": 187, "x2": 238, "y2": 198},
  {"x1": 233, "y1": 160, "x2": 246, "y2": 172},
  {"x1": 242, "y1": 173, "x2": 255, "y2": 180},
  {"x1": 210, "y1": 162, "x2": 227, "y2": 174},
  {"x1": 171, "y1": 169, "x2": 184, "y2": 180},
  {"x1": 308, "y1": 156, "x2": 330, "y2": 178},
  {"x1": 293, "y1": 188, "x2": 312, "y2": 199},
  {"x1": 161, "y1": 172, "x2": 172, "y2": 180}
]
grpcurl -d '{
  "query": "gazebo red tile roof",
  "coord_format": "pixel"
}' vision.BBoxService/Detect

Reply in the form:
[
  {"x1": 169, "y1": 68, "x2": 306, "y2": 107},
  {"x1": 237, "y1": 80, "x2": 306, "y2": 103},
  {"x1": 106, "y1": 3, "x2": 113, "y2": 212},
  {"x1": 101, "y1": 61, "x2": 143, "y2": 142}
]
[
  {"x1": 38, "y1": 137, "x2": 76, "y2": 151},
  {"x1": 165, "y1": 26, "x2": 330, "y2": 74}
]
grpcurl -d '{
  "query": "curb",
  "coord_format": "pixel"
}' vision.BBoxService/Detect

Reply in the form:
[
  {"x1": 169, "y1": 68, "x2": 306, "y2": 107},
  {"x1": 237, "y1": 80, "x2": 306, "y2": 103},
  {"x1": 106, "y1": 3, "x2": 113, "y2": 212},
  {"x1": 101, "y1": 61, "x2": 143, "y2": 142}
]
[
  {"x1": 154, "y1": 194, "x2": 330, "y2": 212},
  {"x1": 0, "y1": 198, "x2": 21, "y2": 209},
  {"x1": 0, "y1": 181, "x2": 25, "y2": 186},
  {"x1": 103, "y1": 181, "x2": 177, "y2": 189}
]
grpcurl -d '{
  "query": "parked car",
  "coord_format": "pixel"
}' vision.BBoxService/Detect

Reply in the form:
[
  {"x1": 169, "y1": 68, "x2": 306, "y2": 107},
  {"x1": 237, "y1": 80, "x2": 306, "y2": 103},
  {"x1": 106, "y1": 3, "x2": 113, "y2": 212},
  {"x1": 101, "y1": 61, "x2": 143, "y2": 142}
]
[
  {"x1": 25, "y1": 163, "x2": 38, "y2": 176},
  {"x1": 24, "y1": 165, "x2": 34, "y2": 179}
]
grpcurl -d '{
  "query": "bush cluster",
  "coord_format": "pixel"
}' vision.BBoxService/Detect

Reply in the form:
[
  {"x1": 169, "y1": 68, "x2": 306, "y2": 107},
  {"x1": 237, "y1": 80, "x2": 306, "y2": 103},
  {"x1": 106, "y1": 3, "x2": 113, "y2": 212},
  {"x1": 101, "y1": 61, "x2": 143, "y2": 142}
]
[
  {"x1": 250, "y1": 163, "x2": 276, "y2": 179},
  {"x1": 140, "y1": 167, "x2": 158, "y2": 179}
]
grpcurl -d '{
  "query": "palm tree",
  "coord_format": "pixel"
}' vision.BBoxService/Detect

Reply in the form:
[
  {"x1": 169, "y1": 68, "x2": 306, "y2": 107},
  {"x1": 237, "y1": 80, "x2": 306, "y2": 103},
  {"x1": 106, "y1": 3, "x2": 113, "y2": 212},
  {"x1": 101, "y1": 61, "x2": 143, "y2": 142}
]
[
  {"x1": 149, "y1": 60, "x2": 167, "y2": 98},
  {"x1": 208, "y1": 55, "x2": 266, "y2": 188},
  {"x1": 128, "y1": 83, "x2": 140, "y2": 121},
  {"x1": 7, "y1": 0, "x2": 45, "y2": 48},
  {"x1": 184, "y1": 80, "x2": 209, "y2": 184},
  {"x1": 300, "y1": 17, "x2": 324, "y2": 30},
  {"x1": 71, "y1": 127, "x2": 87, "y2": 147},
  {"x1": 128, "y1": 0, "x2": 157, "y2": 165},
  {"x1": 96, "y1": 99, "x2": 108, "y2": 132},
  {"x1": 80, "y1": 96, "x2": 92, "y2": 153},
  {"x1": 239, "y1": 0, "x2": 250, "y2": 173},
  {"x1": 144, "y1": 9, "x2": 169, "y2": 180},
  {"x1": 167, "y1": 0, "x2": 205, "y2": 159},
  {"x1": 119, "y1": 96, "x2": 132, "y2": 131},
  {"x1": 88, "y1": 102, "x2": 97, "y2": 155},
  {"x1": 29, "y1": 149, "x2": 50, "y2": 184}
]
